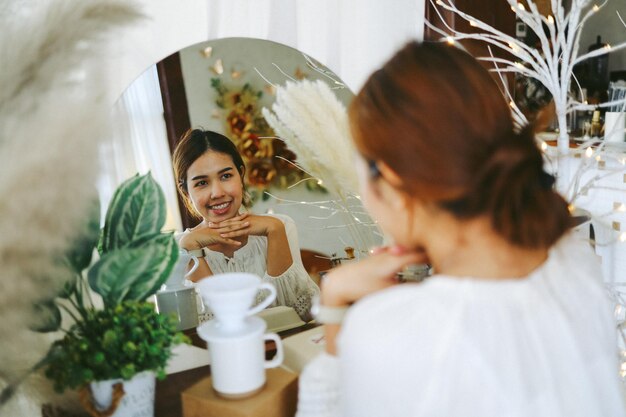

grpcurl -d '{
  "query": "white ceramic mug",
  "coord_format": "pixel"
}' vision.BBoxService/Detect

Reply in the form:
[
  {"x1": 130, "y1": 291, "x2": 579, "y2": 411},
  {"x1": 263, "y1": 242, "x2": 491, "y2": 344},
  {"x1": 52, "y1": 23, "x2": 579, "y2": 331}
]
[
  {"x1": 605, "y1": 112, "x2": 626, "y2": 143},
  {"x1": 155, "y1": 286, "x2": 205, "y2": 331},
  {"x1": 197, "y1": 316, "x2": 283, "y2": 398},
  {"x1": 196, "y1": 273, "x2": 277, "y2": 332}
]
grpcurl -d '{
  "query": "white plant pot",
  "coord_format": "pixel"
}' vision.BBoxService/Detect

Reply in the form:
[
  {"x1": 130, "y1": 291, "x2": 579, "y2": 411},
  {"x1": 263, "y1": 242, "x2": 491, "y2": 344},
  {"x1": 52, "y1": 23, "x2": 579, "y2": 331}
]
[{"x1": 90, "y1": 371, "x2": 156, "y2": 417}]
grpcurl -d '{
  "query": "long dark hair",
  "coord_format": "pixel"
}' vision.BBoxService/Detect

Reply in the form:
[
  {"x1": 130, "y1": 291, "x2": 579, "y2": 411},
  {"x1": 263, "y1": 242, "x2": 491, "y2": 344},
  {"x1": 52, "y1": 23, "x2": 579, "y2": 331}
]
[
  {"x1": 349, "y1": 41, "x2": 571, "y2": 249},
  {"x1": 173, "y1": 128, "x2": 248, "y2": 218}
]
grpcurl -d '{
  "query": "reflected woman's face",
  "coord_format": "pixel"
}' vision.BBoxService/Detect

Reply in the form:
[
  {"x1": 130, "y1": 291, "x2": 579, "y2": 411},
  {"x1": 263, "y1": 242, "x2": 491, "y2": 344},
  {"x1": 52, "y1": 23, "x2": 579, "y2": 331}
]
[{"x1": 186, "y1": 150, "x2": 244, "y2": 223}]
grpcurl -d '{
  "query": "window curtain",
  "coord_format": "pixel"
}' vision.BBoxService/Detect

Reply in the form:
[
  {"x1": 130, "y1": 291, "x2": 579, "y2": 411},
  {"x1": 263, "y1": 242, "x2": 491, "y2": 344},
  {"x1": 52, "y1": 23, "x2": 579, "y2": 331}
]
[
  {"x1": 205, "y1": 0, "x2": 426, "y2": 91},
  {"x1": 98, "y1": 65, "x2": 183, "y2": 232}
]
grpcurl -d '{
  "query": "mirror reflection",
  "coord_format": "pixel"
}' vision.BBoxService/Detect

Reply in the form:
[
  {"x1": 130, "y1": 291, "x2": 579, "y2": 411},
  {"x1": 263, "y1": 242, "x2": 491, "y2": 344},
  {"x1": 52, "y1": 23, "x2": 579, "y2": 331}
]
[{"x1": 103, "y1": 38, "x2": 380, "y2": 324}]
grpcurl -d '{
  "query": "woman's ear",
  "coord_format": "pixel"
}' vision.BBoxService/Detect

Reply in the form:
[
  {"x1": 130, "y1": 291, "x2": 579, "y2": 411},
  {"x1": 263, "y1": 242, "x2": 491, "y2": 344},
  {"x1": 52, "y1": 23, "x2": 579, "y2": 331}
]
[
  {"x1": 377, "y1": 161, "x2": 403, "y2": 188},
  {"x1": 376, "y1": 161, "x2": 410, "y2": 211}
]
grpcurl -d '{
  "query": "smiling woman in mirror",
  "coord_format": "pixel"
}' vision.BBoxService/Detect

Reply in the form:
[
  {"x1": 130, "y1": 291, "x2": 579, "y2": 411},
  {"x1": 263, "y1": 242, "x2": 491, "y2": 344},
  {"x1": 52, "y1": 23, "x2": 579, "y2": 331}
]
[{"x1": 174, "y1": 129, "x2": 319, "y2": 321}]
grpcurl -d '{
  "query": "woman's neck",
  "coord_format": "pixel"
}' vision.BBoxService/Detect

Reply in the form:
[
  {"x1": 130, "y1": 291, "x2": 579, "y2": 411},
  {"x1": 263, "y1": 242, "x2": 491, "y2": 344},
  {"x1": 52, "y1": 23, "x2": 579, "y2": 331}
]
[{"x1": 424, "y1": 216, "x2": 549, "y2": 280}]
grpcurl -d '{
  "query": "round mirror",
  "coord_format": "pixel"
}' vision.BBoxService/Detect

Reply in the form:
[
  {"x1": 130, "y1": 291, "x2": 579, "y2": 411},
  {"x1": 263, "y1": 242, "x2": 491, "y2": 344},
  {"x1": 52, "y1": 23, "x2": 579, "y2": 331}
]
[{"x1": 103, "y1": 37, "x2": 381, "y2": 273}]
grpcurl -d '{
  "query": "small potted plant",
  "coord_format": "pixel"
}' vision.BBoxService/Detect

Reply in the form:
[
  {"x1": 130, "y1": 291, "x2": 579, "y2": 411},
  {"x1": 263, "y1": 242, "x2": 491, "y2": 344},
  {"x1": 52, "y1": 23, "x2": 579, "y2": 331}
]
[{"x1": 38, "y1": 173, "x2": 188, "y2": 417}]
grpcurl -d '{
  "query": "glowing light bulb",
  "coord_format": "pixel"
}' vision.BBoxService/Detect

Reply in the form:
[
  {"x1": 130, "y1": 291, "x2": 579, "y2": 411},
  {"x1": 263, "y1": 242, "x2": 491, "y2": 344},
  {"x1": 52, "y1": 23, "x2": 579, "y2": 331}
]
[
  {"x1": 541, "y1": 141, "x2": 548, "y2": 151},
  {"x1": 517, "y1": 3, "x2": 526, "y2": 11},
  {"x1": 446, "y1": 36, "x2": 455, "y2": 45},
  {"x1": 593, "y1": 4, "x2": 600, "y2": 12},
  {"x1": 317, "y1": 179, "x2": 323, "y2": 186},
  {"x1": 469, "y1": 20, "x2": 477, "y2": 27},
  {"x1": 615, "y1": 304, "x2": 626, "y2": 323},
  {"x1": 585, "y1": 147, "x2": 593, "y2": 158},
  {"x1": 605, "y1": 44, "x2": 612, "y2": 51},
  {"x1": 568, "y1": 204, "x2": 576, "y2": 213},
  {"x1": 547, "y1": 15, "x2": 554, "y2": 24}
]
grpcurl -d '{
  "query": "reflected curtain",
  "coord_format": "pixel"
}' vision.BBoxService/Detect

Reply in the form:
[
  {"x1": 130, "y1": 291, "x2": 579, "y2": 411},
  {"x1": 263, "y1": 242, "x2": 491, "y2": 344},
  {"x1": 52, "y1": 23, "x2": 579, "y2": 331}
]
[
  {"x1": 205, "y1": 0, "x2": 426, "y2": 91},
  {"x1": 98, "y1": 65, "x2": 183, "y2": 231}
]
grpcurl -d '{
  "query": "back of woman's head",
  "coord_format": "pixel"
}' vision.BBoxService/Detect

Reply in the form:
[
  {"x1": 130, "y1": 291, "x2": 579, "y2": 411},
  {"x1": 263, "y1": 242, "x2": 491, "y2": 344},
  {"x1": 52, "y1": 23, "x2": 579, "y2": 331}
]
[
  {"x1": 350, "y1": 41, "x2": 571, "y2": 249},
  {"x1": 173, "y1": 128, "x2": 246, "y2": 216}
]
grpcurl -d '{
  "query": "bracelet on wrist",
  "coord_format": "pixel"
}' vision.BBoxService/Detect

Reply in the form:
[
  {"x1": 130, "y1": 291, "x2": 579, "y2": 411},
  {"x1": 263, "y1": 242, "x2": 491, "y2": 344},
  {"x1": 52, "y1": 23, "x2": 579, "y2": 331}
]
[{"x1": 311, "y1": 294, "x2": 349, "y2": 324}]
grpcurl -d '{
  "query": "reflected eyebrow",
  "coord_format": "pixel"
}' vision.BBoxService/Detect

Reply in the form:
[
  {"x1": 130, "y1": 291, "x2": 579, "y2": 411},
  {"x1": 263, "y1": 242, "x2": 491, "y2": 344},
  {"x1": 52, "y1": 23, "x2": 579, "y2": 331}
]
[{"x1": 190, "y1": 167, "x2": 233, "y2": 181}]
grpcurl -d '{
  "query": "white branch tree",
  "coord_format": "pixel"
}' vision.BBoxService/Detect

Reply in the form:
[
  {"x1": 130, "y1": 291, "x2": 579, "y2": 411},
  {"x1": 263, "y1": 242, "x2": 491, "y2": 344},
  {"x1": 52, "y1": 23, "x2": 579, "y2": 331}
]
[{"x1": 427, "y1": 0, "x2": 626, "y2": 193}]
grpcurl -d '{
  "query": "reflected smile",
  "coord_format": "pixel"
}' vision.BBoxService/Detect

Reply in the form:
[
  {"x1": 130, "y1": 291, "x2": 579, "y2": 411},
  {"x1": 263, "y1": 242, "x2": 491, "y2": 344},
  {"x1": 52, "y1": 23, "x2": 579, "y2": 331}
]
[{"x1": 207, "y1": 201, "x2": 232, "y2": 215}]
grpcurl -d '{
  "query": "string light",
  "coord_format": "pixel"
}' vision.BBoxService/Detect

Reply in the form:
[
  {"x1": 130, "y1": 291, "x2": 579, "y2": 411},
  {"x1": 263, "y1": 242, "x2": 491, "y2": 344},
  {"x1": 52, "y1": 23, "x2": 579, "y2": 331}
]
[
  {"x1": 540, "y1": 141, "x2": 548, "y2": 151},
  {"x1": 620, "y1": 232, "x2": 626, "y2": 243},
  {"x1": 593, "y1": 4, "x2": 600, "y2": 12},
  {"x1": 615, "y1": 304, "x2": 626, "y2": 323},
  {"x1": 595, "y1": 155, "x2": 602, "y2": 162},
  {"x1": 585, "y1": 147, "x2": 594, "y2": 158},
  {"x1": 446, "y1": 36, "x2": 455, "y2": 45},
  {"x1": 568, "y1": 204, "x2": 576, "y2": 213},
  {"x1": 617, "y1": 203, "x2": 626, "y2": 213},
  {"x1": 547, "y1": 15, "x2": 554, "y2": 24},
  {"x1": 605, "y1": 44, "x2": 612, "y2": 51},
  {"x1": 317, "y1": 179, "x2": 324, "y2": 186},
  {"x1": 469, "y1": 20, "x2": 477, "y2": 27},
  {"x1": 517, "y1": 3, "x2": 526, "y2": 11}
]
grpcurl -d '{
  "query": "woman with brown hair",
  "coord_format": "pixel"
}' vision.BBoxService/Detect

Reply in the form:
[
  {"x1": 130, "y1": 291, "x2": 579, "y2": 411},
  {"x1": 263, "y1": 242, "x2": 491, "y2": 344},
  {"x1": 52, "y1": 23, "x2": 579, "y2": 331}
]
[
  {"x1": 173, "y1": 129, "x2": 319, "y2": 321},
  {"x1": 297, "y1": 42, "x2": 625, "y2": 416}
]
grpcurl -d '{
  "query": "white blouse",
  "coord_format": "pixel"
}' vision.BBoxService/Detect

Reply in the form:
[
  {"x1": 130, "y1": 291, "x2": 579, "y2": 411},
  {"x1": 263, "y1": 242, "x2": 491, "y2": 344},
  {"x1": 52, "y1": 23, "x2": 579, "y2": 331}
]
[
  {"x1": 196, "y1": 213, "x2": 319, "y2": 321},
  {"x1": 297, "y1": 234, "x2": 626, "y2": 417}
]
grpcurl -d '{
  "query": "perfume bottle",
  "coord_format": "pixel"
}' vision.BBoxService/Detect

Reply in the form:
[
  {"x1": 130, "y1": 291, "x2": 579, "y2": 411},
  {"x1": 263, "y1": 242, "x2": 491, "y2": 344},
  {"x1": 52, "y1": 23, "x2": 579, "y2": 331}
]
[{"x1": 590, "y1": 110, "x2": 603, "y2": 137}]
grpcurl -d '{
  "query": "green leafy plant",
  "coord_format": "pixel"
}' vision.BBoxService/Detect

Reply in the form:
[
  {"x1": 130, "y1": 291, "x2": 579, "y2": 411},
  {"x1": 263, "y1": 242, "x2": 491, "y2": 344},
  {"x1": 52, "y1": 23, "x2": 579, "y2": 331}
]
[
  {"x1": 37, "y1": 172, "x2": 187, "y2": 393},
  {"x1": 45, "y1": 301, "x2": 187, "y2": 392}
]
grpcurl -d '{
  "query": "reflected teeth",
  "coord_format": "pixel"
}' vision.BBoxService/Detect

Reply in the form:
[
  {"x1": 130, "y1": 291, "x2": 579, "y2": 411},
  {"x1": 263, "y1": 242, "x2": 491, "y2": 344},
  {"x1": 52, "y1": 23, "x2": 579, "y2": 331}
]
[{"x1": 210, "y1": 202, "x2": 229, "y2": 210}]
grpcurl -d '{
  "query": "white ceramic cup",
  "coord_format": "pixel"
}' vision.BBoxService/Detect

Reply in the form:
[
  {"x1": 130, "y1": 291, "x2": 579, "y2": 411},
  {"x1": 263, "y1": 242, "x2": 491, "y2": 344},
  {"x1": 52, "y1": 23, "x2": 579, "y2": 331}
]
[
  {"x1": 604, "y1": 112, "x2": 626, "y2": 143},
  {"x1": 155, "y1": 286, "x2": 205, "y2": 331},
  {"x1": 197, "y1": 316, "x2": 283, "y2": 398},
  {"x1": 196, "y1": 273, "x2": 277, "y2": 332}
]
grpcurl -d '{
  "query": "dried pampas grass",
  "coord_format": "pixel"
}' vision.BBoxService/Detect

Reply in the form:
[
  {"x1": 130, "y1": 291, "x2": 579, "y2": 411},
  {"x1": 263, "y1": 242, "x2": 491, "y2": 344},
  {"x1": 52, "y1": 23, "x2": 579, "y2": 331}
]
[
  {"x1": 0, "y1": 0, "x2": 141, "y2": 412},
  {"x1": 263, "y1": 79, "x2": 359, "y2": 198},
  {"x1": 263, "y1": 80, "x2": 380, "y2": 254}
]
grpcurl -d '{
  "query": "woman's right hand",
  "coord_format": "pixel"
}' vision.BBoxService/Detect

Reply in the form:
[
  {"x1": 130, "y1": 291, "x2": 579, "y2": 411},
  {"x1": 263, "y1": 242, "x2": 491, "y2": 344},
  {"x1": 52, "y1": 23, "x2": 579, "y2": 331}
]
[
  {"x1": 179, "y1": 213, "x2": 250, "y2": 250},
  {"x1": 321, "y1": 245, "x2": 428, "y2": 307}
]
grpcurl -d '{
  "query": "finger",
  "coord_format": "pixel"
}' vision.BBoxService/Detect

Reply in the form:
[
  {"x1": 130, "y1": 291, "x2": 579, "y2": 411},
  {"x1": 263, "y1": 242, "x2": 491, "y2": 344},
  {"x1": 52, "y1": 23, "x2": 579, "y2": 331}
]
[
  {"x1": 210, "y1": 221, "x2": 250, "y2": 231},
  {"x1": 219, "y1": 227, "x2": 251, "y2": 239},
  {"x1": 216, "y1": 236, "x2": 241, "y2": 246},
  {"x1": 211, "y1": 213, "x2": 249, "y2": 226},
  {"x1": 373, "y1": 252, "x2": 428, "y2": 278},
  {"x1": 369, "y1": 246, "x2": 389, "y2": 255}
]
